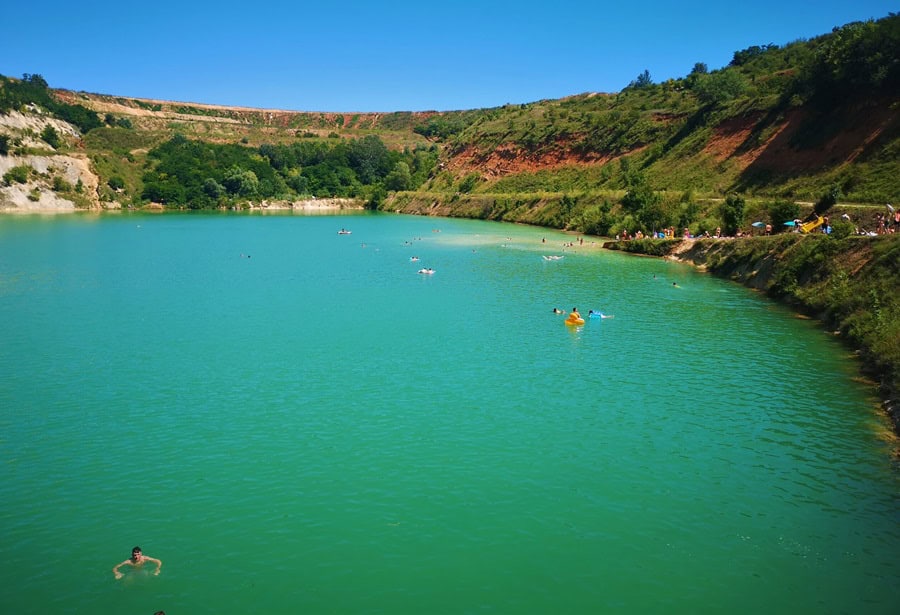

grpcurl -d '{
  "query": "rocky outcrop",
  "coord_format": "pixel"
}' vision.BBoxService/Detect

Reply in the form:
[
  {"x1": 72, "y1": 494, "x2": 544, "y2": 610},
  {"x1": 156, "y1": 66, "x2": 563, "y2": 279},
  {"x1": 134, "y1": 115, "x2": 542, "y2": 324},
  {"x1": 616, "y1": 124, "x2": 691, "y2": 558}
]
[{"x1": 0, "y1": 110, "x2": 101, "y2": 212}]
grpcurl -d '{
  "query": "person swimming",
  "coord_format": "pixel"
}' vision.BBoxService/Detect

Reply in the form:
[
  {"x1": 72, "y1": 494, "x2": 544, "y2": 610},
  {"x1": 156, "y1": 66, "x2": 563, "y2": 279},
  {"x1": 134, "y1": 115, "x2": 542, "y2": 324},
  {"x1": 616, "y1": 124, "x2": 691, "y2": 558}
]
[{"x1": 113, "y1": 546, "x2": 162, "y2": 579}]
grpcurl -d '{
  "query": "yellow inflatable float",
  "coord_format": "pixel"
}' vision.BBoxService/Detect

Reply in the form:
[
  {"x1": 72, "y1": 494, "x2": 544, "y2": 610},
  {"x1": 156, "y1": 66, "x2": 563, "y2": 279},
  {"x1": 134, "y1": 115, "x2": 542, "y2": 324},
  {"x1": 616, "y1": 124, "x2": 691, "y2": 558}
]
[{"x1": 564, "y1": 309, "x2": 584, "y2": 326}]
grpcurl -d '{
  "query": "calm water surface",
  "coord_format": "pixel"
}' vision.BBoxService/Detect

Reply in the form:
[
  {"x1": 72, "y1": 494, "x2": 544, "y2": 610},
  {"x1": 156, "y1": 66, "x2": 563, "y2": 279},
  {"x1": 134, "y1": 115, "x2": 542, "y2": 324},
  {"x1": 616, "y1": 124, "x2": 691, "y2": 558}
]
[{"x1": 1, "y1": 211, "x2": 898, "y2": 614}]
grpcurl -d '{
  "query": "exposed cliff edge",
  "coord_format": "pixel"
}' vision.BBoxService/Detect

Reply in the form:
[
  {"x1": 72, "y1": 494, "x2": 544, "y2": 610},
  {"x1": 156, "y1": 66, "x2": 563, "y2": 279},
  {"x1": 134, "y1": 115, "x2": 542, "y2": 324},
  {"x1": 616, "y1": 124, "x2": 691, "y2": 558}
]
[
  {"x1": 608, "y1": 235, "x2": 900, "y2": 438},
  {"x1": 0, "y1": 111, "x2": 102, "y2": 211}
]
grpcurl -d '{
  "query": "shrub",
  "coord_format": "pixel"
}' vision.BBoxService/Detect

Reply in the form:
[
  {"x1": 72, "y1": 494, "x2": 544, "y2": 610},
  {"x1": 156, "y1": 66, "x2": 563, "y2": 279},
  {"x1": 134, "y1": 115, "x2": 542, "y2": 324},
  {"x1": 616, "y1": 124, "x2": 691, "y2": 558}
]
[
  {"x1": 52, "y1": 175, "x2": 72, "y2": 192},
  {"x1": 458, "y1": 173, "x2": 481, "y2": 193},
  {"x1": 41, "y1": 125, "x2": 61, "y2": 149},
  {"x1": 814, "y1": 186, "x2": 840, "y2": 216},
  {"x1": 767, "y1": 200, "x2": 801, "y2": 231},
  {"x1": 830, "y1": 219, "x2": 855, "y2": 239},
  {"x1": 719, "y1": 194, "x2": 745, "y2": 236},
  {"x1": 3, "y1": 165, "x2": 31, "y2": 185}
]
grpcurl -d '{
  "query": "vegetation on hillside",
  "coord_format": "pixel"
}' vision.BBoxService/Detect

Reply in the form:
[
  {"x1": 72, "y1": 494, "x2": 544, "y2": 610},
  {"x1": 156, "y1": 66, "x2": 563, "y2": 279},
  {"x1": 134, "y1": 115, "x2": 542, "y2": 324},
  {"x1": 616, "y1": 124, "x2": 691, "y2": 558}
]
[
  {"x1": 414, "y1": 13, "x2": 899, "y2": 206},
  {"x1": 0, "y1": 74, "x2": 102, "y2": 133},
  {"x1": 0, "y1": 14, "x2": 897, "y2": 217},
  {"x1": 139, "y1": 134, "x2": 439, "y2": 209}
]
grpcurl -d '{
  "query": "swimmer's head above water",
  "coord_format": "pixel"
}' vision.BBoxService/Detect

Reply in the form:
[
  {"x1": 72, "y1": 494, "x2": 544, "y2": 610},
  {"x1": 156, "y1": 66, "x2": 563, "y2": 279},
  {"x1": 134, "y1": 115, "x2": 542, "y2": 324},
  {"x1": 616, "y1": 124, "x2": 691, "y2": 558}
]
[{"x1": 114, "y1": 546, "x2": 162, "y2": 579}]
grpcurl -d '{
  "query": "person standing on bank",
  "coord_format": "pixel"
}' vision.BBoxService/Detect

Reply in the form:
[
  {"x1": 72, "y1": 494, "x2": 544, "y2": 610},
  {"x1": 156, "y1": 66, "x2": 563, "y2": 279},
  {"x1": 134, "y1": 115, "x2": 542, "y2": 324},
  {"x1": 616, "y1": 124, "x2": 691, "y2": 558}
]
[{"x1": 113, "y1": 546, "x2": 162, "y2": 579}]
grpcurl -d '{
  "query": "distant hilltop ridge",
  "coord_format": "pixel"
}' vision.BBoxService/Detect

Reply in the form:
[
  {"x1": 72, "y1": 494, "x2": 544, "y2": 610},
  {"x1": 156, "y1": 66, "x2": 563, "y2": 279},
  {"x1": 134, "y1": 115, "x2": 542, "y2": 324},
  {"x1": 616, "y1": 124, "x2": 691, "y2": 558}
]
[
  {"x1": 1, "y1": 13, "x2": 898, "y2": 214},
  {"x1": 53, "y1": 89, "x2": 444, "y2": 133}
]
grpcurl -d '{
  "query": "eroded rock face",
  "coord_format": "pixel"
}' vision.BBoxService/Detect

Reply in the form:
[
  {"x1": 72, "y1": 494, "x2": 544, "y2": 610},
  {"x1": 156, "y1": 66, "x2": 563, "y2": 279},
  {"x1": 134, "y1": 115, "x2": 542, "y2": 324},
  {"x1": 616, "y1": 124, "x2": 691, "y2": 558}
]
[{"x1": 0, "y1": 110, "x2": 101, "y2": 212}]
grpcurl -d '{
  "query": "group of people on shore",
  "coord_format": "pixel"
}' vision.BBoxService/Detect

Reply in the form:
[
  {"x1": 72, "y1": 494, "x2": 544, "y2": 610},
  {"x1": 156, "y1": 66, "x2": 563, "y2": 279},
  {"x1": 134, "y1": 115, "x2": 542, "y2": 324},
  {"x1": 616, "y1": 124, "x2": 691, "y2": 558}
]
[
  {"x1": 614, "y1": 204, "x2": 899, "y2": 241},
  {"x1": 873, "y1": 206, "x2": 900, "y2": 234},
  {"x1": 617, "y1": 226, "x2": 721, "y2": 240}
]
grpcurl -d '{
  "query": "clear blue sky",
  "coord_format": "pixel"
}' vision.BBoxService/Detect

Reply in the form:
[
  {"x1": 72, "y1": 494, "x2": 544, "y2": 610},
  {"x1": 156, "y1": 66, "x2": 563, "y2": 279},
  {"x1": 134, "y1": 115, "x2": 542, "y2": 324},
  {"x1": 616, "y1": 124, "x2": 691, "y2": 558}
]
[{"x1": 2, "y1": 1, "x2": 895, "y2": 112}]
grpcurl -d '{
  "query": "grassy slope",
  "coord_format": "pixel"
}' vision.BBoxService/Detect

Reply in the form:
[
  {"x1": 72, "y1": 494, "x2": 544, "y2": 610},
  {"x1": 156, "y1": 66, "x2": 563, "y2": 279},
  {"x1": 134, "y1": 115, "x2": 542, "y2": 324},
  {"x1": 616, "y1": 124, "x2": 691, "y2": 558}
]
[{"x1": 36, "y1": 16, "x2": 897, "y2": 211}]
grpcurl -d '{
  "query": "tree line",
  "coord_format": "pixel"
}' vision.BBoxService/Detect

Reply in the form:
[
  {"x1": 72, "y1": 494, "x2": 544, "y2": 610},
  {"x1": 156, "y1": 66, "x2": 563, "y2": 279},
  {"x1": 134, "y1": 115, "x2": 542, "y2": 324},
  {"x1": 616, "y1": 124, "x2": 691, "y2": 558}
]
[
  {"x1": 0, "y1": 73, "x2": 102, "y2": 134},
  {"x1": 141, "y1": 134, "x2": 439, "y2": 209}
]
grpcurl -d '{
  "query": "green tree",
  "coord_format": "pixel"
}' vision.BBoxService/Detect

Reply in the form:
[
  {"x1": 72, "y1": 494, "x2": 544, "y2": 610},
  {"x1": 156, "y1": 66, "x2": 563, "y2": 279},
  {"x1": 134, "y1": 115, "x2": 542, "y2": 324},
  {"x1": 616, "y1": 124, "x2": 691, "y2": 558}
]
[
  {"x1": 367, "y1": 186, "x2": 387, "y2": 210},
  {"x1": 629, "y1": 69, "x2": 653, "y2": 89},
  {"x1": 52, "y1": 175, "x2": 72, "y2": 192},
  {"x1": 286, "y1": 173, "x2": 310, "y2": 195},
  {"x1": 620, "y1": 173, "x2": 658, "y2": 214},
  {"x1": 690, "y1": 62, "x2": 708, "y2": 75},
  {"x1": 719, "y1": 194, "x2": 745, "y2": 236},
  {"x1": 41, "y1": 125, "x2": 61, "y2": 149},
  {"x1": 458, "y1": 173, "x2": 481, "y2": 193},
  {"x1": 767, "y1": 200, "x2": 801, "y2": 231},
  {"x1": 3, "y1": 165, "x2": 30, "y2": 185},
  {"x1": 22, "y1": 73, "x2": 48, "y2": 88},
  {"x1": 814, "y1": 186, "x2": 840, "y2": 215},
  {"x1": 692, "y1": 70, "x2": 748, "y2": 106},
  {"x1": 636, "y1": 198, "x2": 672, "y2": 233},
  {"x1": 222, "y1": 166, "x2": 259, "y2": 197},
  {"x1": 803, "y1": 16, "x2": 900, "y2": 99},
  {"x1": 730, "y1": 44, "x2": 778, "y2": 66},
  {"x1": 259, "y1": 143, "x2": 287, "y2": 170},
  {"x1": 384, "y1": 161, "x2": 412, "y2": 191},
  {"x1": 686, "y1": 62, "x2": 709, "y2": 88},
  {"x1": 203, "y1": 178, "x2": 225, "y2": 199},
  {"x1": 107, "y1": 176, "x2": 125, "y2": 191},
  {"x1": 348, "y1": 135, "x2": 392, "y2": 184}
]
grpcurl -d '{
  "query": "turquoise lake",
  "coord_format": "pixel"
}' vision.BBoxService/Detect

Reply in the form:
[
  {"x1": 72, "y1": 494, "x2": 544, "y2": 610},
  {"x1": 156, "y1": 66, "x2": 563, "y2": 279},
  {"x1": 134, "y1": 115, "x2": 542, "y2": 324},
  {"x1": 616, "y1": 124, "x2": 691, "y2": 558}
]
[{"x1": 1, "y1": 211, "x2": 898, "y2": 614}]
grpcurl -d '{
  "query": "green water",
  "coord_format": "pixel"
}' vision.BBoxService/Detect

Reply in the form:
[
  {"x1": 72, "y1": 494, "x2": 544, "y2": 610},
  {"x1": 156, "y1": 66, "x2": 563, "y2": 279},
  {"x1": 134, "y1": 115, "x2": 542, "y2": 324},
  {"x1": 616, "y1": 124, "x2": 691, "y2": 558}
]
[{"x1": 1, "y1": 212, "x2": 897, "y2": 614}]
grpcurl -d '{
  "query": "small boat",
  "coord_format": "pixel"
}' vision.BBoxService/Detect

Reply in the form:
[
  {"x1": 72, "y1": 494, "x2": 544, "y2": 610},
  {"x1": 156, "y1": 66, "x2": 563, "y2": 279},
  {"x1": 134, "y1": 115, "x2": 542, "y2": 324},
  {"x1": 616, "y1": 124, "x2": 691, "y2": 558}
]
[
  {"x1": 417, "y1": 268, "x2": 435, "y2": 275},
  {"x1": 542, "y1": 255, "x2": 564, "y2": 261},
  {"x1": 337, "y1": 229, "x2": 352, "y2": 235}
]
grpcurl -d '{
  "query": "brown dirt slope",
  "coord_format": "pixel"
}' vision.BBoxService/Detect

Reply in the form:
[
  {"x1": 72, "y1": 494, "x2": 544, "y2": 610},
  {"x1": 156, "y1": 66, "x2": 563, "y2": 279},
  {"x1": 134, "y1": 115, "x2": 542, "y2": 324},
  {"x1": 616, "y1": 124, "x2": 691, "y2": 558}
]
[{"x1": 443, "y1": 101, "x2": 897, "y2": 183}]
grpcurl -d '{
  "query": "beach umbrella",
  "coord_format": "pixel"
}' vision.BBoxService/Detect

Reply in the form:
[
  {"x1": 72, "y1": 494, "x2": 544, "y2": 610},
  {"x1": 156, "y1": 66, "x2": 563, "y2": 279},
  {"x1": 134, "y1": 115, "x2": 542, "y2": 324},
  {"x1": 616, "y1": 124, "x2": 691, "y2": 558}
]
[
  {"x1": 783, "y1": 220, "x2": 796, "y2": 226},
  {"x1": 751, "y1": 221, "x2": 765, "y2": 228}
]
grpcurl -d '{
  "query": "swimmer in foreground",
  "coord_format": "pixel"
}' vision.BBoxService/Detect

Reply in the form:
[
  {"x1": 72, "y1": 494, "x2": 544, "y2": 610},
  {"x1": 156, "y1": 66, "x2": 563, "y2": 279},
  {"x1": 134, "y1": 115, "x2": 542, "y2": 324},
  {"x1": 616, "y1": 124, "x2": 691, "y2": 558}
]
[{"x1": 113, "y1": 546, "x2": 162, "y2": 579}]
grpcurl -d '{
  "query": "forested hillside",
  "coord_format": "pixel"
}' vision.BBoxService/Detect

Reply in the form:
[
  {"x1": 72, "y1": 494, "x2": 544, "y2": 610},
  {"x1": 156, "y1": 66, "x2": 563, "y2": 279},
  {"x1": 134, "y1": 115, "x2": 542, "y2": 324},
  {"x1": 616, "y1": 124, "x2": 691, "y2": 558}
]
[{"x1": 1, "y1": 14, "x2": 898, "y2": 228}]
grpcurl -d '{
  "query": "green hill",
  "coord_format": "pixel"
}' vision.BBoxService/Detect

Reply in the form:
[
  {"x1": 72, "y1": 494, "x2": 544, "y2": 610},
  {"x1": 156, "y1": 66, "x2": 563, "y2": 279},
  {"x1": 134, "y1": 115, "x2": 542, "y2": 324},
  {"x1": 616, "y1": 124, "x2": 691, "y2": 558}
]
[{"x1": 1, "y1": 14, "x2": 897, "y2": 225}]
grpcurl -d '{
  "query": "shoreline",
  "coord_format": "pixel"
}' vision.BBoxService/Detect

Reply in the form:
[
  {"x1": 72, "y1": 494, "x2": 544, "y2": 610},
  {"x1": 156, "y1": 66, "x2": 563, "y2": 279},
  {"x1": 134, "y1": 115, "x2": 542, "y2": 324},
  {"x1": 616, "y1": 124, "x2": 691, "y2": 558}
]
[
  {"x1": 0, "y1": 197, "x2": 366, "y2": 215},
  {"x1": 608, "y1": 236, "x2": 900, "y2": 447}
]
